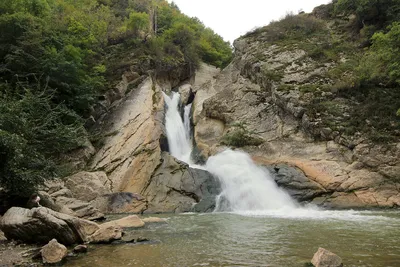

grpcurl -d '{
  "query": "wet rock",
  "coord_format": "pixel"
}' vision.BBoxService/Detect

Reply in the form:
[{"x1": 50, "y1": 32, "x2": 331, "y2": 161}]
[
  {"x1": 0, "y1": 207, "x2": 99, "y2": 245},
  {"x1": 178, "y1": 84, "x2": 193, "y2": 105},
  {"x1": 100, "y1": 215, "x2": 145, "y2": 229},
  {"x1": 136, "y1": 237, "x2": 149, "y2": 243},
  {"x1": 40, "y1": 239, "x2": 67, "y2": 264},
  {"x1": 143, "y1": 153, "x2": 221, "y2": 213},
  {"x1": 311, "y1": 247, "x2": 343, "y2": 267},
  {"x1": 266, "y1": 164, "x2": 326, "y2": 201},
  {"x1": 88, "y1": 226, "x2": 122, "y2": 244},
  {"x1": 120, "y1": 234, "x2": 136, "y2": 243},
  {"x1": 142, "y1": 217, "x2": 167, "y2": 224},
  {"x1": 73, "y1": 244, "x2": 88, "y2": 253}
]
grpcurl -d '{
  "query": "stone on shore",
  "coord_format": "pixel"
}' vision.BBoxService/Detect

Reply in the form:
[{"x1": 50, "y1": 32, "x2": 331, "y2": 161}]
[
  {"x1": 41, "y1": 239, "x2": 67, "y2": 264},
  {"x1": 311, "y1": 247, "x2": 343, "y2": 267},
  {"x1": 73, "y1": 244, "x2": 88, "y2": 253},
  {"x1": 88, "y1": 226, "x2": 122, "y2": 244},
  {"x1": 100, "y1": 215, "x2": 145, "y2": 229}
]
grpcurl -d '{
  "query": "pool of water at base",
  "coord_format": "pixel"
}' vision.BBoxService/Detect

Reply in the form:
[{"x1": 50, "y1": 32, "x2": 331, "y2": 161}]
[{"x1": 66, "y1": 210, "x2": 400, "y2": 267}]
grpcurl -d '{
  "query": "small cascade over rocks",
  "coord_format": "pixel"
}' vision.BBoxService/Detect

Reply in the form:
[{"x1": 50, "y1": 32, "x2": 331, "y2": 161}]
[
  {"x1": 206, "y1": 150, "x2": 297, "y2": 212},
  {"x1": 162, "y1": 92, "x2": 298, "y2": 213}
]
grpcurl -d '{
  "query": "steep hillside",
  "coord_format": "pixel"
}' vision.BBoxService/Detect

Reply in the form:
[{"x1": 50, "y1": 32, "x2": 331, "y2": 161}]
[{"x1": 192, "y1": 1, "x2": 400, "y2": 208}]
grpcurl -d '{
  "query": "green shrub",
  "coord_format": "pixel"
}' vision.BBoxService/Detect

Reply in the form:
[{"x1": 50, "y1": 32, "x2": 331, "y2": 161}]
[
  {"x1": 262, "y1": 68, "x2": 283, "y2": 82},
  {"x1": 127, "y1": 11, "x2": 149, "y2": 36},
  {"x1": 358, "y1": 22, "x2": 400, "y2": 86},
  {"x1": 221, "y1": 122, "x2": 264, "y2": 147},
  {"x1": 244, "y1": 13, "x2": 326, "y2": 42}
]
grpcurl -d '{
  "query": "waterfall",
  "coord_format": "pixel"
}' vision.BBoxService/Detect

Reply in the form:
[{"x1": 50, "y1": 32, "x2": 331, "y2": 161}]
[
  {"x1": 163, "y1": 92, "x2": 298, "y2": 213},
  {"x1": 206, "y1": 150, "x2": 297, "y2": 212},
  {"x1": 163, "y1": 92, "x2": 194, "y2": 164}
]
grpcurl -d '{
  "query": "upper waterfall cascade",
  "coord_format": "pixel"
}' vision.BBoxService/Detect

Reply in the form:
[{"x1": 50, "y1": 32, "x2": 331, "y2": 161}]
[{"x1": 162, "y1": 92, "x2": 297, "y2": 212}]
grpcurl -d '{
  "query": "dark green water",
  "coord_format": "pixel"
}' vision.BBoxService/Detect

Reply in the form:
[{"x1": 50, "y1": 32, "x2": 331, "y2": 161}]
[{"x1": 66, "y1": 210, "x2": 400, "y2": 267}]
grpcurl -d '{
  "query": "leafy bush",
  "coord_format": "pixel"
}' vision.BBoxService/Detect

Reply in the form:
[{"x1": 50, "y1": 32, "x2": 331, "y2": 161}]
[
  {"x1": 127, "y1": 11, "x2": 149, "y2": 36},
  {"x1": 221, "y1": 122, "x2": 264, "y2": 147}
]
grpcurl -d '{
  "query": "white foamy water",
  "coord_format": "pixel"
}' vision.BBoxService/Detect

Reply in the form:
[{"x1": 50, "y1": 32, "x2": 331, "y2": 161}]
[
  {"x1": 206, "y1": 149, "x2": 298, "y2": 212},
  {"x1": 163, "y1": 92, "x2": 394, "y2": 221},
  {"x1": 163, "y1": 92, "x2": 194, "y2": 164}
]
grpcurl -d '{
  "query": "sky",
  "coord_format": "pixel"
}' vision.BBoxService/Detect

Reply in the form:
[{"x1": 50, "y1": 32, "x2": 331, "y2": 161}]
[{"x1": 167, "y1": 0, "x2": 332, "y2": 43}]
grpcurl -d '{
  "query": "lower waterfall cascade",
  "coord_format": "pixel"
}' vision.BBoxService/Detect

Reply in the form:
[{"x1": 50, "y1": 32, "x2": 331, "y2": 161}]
[{"x1": 162, "y1": 92, "x2": 298, "y2": 213}]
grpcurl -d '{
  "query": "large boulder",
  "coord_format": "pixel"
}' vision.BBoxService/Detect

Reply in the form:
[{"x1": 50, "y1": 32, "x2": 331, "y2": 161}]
[
  {"x1": 311, "y1": 247, "x2": 343, "y2": 267},
  {"x1": 88, "y1": 226, "x2": 122, "y2": 244},
  {"x1": 100, "y1": 215, "x2": 145, "y2": 229},
  {"x1": 55, "y1": 196, "x2": 105, "y2": 221},
  {"x1": 42, "y1": 180, "x2": 106, "y2": 221},
  {"x1": 64, "y1": 171, "x2": 112, "y2": 202},
  {"x1": 0, "y1": 207, "x2": 99, "y2": 245},
  {"x1": 142, "y1": 153, "x2": 221, "y2": 213},
  {"x1": 41, "y1": 239, "x2": 67, "y2": 264}
]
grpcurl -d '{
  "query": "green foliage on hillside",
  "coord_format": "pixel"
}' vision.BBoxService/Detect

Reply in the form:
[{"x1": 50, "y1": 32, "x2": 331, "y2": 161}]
[
  {"x1": 334, "y1": 0, "x2": 400, "y2": 30},
  {"x1": 241, "y1": 0, "x2": 400, "y2": 142},
  {"x1": 244, "y1": 12, "x2": 326, "y2": 42},
  {"x1": 0, "y1": 0, "x2": 232, "y2": 195}
]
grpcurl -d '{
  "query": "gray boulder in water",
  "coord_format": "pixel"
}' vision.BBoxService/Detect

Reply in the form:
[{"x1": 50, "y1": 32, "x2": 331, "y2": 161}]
[
  {"x1": 143, "y1": 153, "x2": 221, "y2": 213},
  {"x1": 0, "y1": 207, "x2": 99, "y2": 245}
]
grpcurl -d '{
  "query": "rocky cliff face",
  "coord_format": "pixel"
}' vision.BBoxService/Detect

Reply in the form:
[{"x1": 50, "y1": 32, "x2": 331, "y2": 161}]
[
  {"x1": 191, "y1": 11, "x2": 400, "y2": 208},
  {"x1": 82, "y1": 75, "x2": 220, "y2": 213}
]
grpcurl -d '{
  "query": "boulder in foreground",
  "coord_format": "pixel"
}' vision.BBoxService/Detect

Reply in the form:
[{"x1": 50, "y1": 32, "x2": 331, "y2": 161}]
[
  {"x1": 88, "y1": 226, "x2": 122, "y2": 244},
  {"x1": 0, "y1": 207, "x2": 99, "y2": 245},
  {"x1": 100, "y1": 215, "x2": 145, "y2": 229},
  {"x1": 311, "y1": 247, "x2": 343, "y2": 267},
  {"x1": 41, "y1": 239, "x2": 67, "y2": 264}
]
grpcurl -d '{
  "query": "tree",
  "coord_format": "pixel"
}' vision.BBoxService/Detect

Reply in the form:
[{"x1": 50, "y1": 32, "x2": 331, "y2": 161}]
[{"x1": 127, "y1": 10, "x2": 149, "y2": 37}]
